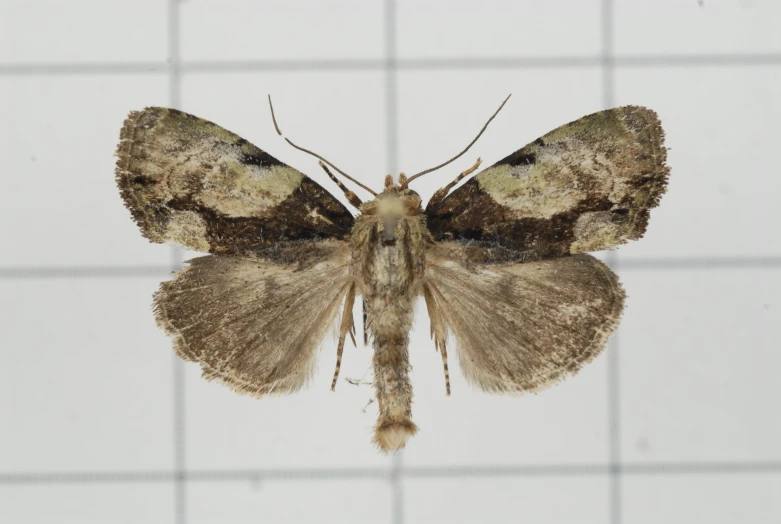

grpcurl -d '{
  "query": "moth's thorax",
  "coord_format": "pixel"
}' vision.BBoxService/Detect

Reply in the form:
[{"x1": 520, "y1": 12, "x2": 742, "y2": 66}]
[{"x1": 351, "y1": 190, "x2": 429, "y2": 296}]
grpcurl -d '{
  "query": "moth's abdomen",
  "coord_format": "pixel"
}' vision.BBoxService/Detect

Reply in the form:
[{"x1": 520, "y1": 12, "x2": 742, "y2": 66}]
[{"x1": 369, "y1": 299, "x2": 417, "y2": 451}]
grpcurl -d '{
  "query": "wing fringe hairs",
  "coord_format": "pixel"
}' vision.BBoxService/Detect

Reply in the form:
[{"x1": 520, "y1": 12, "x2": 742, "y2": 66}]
[{"x1": 153, "y1": 251, "x2": 353, "y2": 397}]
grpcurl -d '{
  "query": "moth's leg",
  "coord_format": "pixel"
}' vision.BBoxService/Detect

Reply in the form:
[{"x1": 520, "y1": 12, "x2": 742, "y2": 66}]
[
  {"x1": 427, "y1": 157, "x2": 482, "y2": 209},
  {"x1": 362, "y1": 299, "x2": 369, "y2": 345},
  {"x1": 423, "y1": 283, "x2": 451, "y2": 396},
  {"x1": 319, "y1": 161, "x2": 363, "y2": 211},
  {"x1": 439, "y1": 340, "x2": 451, "y2": 397},
  {"x1": 331, "y1": 283, "x2": 357, "y2": 391}
]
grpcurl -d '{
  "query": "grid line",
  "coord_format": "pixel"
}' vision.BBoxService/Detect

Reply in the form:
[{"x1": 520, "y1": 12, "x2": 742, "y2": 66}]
[
  {"x1": 167, "y1": 1, "x2": 186, "y2": 523},
  {"x1": 600, "y1": 2, "x2": 623, "y2": 523},
  {"x1": 3, "y1": 461, "x2": 780, "y2": 485},
  {"x1": 2, "y1": 53, "x2": 781, "y2": 76}
]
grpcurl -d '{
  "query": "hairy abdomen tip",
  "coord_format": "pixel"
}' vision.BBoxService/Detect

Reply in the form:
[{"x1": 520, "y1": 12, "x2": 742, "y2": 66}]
[{"x1": 374, "y1": 421, "x2": 419, "y2": 453}]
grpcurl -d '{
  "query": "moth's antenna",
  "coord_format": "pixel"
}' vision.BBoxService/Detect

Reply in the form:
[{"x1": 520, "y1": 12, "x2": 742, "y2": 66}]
[
  {"x1": 268, "y1": 95, "x2": 378, "y2": 197},
  {"x1": 404, "y1": 94, "x2": 511, "y2": 187}
]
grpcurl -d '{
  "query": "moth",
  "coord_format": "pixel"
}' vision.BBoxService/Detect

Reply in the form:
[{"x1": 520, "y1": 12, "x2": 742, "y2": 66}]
[{"x1": 115, "y1": 95, "x2": 669, "y2": 452}]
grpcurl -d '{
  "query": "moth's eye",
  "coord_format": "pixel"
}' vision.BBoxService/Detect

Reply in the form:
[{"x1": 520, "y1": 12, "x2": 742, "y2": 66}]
[
  {"x1": 400, "y1": 192, "x2": 422, "y2": 213},
  {"x1": 360, "y1": 201, "x2": 379, "y2": 215}
]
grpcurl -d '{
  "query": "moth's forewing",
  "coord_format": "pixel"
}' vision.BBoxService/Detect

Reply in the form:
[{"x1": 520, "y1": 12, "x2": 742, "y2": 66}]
[
  {"x1": 154, "y1": 243, "x2": 352, "y2": 395},
  {"x1": 425, "y1": 106, "x2": 669, "y2": 259},
  {"x1": 424, "y1": 243, "x2": 625, "y2": 393},
  {"x1": 115, "y1": 107, "x2": 354, "y2": 256}
]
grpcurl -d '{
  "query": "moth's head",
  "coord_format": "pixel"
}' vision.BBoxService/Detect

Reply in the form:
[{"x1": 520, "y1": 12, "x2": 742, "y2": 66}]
[{"x1": 360, "y1": 174, "x2": 422, "y2": 217}]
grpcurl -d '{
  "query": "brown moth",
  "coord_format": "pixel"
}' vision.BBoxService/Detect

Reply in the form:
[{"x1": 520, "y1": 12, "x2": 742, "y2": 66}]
[{"x1": 115, "y1": 96, "x2": 669, "y2": 452}]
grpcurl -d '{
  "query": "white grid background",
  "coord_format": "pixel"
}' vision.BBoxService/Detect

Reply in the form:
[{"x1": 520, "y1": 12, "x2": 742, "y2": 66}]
[{"x1": 1, "y1": 1, "x2": 780, "y2": 523}]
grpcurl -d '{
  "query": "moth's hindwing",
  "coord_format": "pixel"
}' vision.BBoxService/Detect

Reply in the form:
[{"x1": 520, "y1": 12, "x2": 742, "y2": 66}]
[
  {"x1": 115, "y1": 107, "x2": 354, "y2": 255},
  {"x1": 424, "y1": 242, "x2": 625, "y2": 393},
  {"x1": 425, "y1": 106, "x2": 669, "y2": 259},
  {"x1": 153, "y1": 243, "x2": 353, "y2": 395}
]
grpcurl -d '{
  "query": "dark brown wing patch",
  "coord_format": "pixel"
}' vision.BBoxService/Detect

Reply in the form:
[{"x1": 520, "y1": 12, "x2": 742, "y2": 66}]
[
  {"x1": 425, "y1": 106, "x2": 669, "y2": 259},
  {"x1": 115, "y1": 107, "x2": 354, "y2": 256}
]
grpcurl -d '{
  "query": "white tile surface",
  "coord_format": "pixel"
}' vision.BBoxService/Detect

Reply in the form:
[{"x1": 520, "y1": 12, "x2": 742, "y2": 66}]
[
  {"x1": 2, "y1": 1, "x2": 781, "y2": 523},
  {"x1": 0, "y1": 1, "x2": 168, "y2": 64},
  {"x1": 397, "y1": 0, "x2": 603, "y2": 59},
  {"x1": 0, "y1": 484, "x2": 174, "y2": 524},
  {"x1": 181, "y1": 0, "x2": 385, "y2": 61},
  {"x1": 615, "y1": 0, "x2": 781, "y2": 55},
  {"x1": 188, "y1": 480, "x2": 391, "y2": 524},
  {"x1": 624, "y1": 475, "x2": 781, "y2": 524},
  {"x1": 404, "y1": 476, "x2": 609, "y2": 524},
  {"x1": 614, "y1": 66, "x2": 781, "y2": 259},
  {"x1": 0, "y1": 75, "x2": 172, "y2": 267},
  {"x1": 618, "y1": 269, "x2": 781, "y2": 463},
  {"x1": 0, "y1": 279, "x2": 174, "y2": 472}
]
